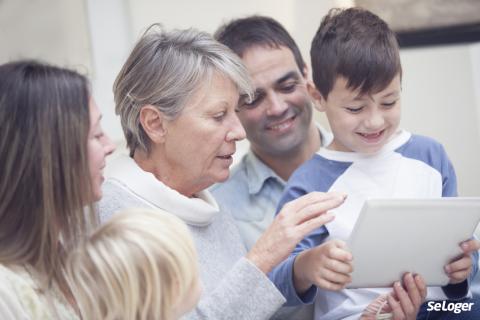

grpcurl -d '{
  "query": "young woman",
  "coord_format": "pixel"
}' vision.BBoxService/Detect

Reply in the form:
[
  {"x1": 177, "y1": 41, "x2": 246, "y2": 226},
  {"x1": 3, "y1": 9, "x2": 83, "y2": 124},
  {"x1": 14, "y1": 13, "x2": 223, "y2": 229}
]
[{"x1": 0, "y1": 60, "x2": 115, "y2": 318}]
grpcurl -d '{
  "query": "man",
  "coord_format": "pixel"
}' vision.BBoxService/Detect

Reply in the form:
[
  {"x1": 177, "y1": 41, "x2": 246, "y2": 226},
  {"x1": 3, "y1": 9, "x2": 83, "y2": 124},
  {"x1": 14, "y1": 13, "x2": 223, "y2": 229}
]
[
  {"x1": 212, "y1": 16, "x2": 333, "y2": 320},
  {"x1": 212, "y1": 16, "x2": 332, "y2": 250}
]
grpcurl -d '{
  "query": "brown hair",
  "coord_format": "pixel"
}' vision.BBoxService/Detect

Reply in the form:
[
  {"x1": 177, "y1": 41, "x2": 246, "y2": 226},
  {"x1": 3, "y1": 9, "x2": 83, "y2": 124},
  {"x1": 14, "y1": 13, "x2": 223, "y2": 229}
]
[
  {"x1": 311, "y1": 7, "x2": 401, "y2": 99},
  {"x1": 215, "y1": 15, "x2": 306, "y2": 75},
  {"x1": 0, "y1": 60, "x2": 95, "y2": 307}
]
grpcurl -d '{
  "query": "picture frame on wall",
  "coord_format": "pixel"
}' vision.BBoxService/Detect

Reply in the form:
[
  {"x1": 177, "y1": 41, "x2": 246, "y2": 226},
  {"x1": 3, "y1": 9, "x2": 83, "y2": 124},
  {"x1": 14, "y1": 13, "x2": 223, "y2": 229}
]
[{"x1": 355, "y1": 0, "x2": 480, "y2": 48}]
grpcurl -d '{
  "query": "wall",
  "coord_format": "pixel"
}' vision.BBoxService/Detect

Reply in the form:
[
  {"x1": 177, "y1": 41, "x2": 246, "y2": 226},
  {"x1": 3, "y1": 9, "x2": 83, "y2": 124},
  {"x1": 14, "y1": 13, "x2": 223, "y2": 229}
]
[
  {"x1": 85, "y1": 0, "x2": 133, "y2": 140},
  {"x1": 0, "y1": 0, "x2": 91, "y2": 71},
  {"x1": 400, "y1": 44, "x2": 480, "y2": 196}
]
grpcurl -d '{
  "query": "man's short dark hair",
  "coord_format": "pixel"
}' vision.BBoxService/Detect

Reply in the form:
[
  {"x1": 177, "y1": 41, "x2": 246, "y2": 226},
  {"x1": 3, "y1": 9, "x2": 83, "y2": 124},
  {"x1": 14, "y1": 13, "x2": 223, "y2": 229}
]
[
  {"x1": 311, "y1": 7, "x2": 401, "y2": 99},
  {"x1": 215, "y1": 15, "x2": 306, "y2": 75}
]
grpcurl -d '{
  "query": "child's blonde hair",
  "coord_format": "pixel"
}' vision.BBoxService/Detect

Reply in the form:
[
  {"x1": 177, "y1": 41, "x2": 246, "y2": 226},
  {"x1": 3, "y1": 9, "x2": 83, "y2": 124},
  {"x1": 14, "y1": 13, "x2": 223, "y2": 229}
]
[{"x1": 66, "y1": 209, "x2": 199, "y2": 320}]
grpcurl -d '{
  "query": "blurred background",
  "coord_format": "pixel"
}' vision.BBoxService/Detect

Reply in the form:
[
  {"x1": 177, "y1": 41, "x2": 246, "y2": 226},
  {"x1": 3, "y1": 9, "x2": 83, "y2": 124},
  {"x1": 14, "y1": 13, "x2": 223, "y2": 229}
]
[{"x1": 1, "y1": 0, "x2": 479, "y2": 196}]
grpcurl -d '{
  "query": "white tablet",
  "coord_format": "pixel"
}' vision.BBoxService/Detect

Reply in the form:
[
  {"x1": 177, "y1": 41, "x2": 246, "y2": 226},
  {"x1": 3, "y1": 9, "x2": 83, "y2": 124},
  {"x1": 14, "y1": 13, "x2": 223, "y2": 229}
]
[{"x1": 346, "y1": 198, "x2": 480, "y2": 289}]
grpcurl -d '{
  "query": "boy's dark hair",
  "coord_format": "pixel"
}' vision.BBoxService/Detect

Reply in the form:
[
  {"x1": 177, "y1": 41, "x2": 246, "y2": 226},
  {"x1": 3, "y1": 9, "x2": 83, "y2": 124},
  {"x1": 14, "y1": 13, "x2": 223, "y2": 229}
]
[
  {"x1": 215, "y1": 15, "x2": 306, "y2": 75},
  {"x1": 311, "y1": 7, "x2": 401, "y2": 99}
]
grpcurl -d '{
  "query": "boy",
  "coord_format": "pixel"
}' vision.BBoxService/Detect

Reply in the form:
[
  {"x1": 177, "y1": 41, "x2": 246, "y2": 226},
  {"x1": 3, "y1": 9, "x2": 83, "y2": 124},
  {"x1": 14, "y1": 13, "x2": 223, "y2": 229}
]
[{"x1": 270, "y1": 7, "x2": 479, "y2": 320}]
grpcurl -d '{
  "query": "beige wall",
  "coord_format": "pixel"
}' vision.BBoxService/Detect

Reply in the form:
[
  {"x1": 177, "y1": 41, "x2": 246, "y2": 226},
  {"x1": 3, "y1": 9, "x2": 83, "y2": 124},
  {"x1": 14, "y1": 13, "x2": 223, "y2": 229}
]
[
  {"x1": 127, "y1": 0, "x2": 352, "y2": 59},
  {"x1": 400, "y1": 44, "x2": 480, "y2": 196},
  {"x1": 0, "y1": 0, "x2": 91, "y2": 71}
]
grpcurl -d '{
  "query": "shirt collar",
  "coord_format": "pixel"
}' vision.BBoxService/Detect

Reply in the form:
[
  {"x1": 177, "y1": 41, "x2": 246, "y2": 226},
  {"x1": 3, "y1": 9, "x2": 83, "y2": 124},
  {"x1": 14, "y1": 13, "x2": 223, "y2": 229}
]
[
  {"x1": 316, "y1": 129, "x2": 411, "y2": 162},
  {"x1": 107, "y1": 155, "x2": 220, "y2": 226},
  {"x1": 244, "y1": 123, "x2": 332, "y2": 195},
  {"x1": 244, "y1": 150, "x2": 285, "y2": 195}
]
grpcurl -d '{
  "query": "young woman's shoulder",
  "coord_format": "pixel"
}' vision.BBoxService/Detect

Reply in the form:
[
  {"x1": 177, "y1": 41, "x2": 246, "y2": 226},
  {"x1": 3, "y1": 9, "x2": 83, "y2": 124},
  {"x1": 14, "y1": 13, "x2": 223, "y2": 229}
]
[
  {"x1": 0, "y1": 264, "x2": 44, "y2": 319},
  {"x1": 0, "y1": 264, "x2": 78, "y2": 320}
]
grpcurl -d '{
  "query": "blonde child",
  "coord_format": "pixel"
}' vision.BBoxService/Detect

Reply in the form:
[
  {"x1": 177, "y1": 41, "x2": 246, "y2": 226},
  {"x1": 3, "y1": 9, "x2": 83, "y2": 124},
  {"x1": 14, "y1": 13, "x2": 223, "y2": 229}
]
[{"x1": 66, "y1": 209, "x2": 201, "y2": 320}]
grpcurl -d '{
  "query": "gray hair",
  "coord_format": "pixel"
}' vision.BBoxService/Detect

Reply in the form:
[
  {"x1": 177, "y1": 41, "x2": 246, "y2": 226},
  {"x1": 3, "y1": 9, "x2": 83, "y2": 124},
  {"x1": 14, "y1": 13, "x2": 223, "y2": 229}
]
[{"x1": 114, "y1": 24, "x2": 254, "y2": 154}]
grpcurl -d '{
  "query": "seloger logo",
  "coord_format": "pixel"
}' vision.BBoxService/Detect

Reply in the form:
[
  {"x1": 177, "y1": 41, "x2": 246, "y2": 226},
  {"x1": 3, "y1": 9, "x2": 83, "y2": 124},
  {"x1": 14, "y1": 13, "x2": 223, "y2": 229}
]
[{"x1": 427, "y1": 301, "x2": 474, "y2": 314}]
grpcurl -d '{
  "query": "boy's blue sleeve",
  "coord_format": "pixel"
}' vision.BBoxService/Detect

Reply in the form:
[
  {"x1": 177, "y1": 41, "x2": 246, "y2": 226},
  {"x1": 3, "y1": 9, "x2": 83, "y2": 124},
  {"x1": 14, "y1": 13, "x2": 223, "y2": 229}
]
[
  {"x1": 268, "y1": 255, "x2": 317, "y2": 306},
  {"x1": 438, "y1": 145, "x2": 478, "y2": 298},
  {"x1": 276, "y1": 185, "x2": 308, "y2": 214},
  {"x1": 269, "y1": 156, "x2": 344, "y2": 305},
  {"x1": 270, "y1": 185, "x2": 316, "y2": 305},
  {"x1": 268, "y1": 227, "x2": 330, "y2": 305},
  {"x1": 269, "y1": 184, "x2": 329, "y2": 306},
  {"x1": 470, "y1": 245, "x2": 479, "y2": 283},
  {"x1": 439, "y1": 144, "x2": 457, "y2": 197}
]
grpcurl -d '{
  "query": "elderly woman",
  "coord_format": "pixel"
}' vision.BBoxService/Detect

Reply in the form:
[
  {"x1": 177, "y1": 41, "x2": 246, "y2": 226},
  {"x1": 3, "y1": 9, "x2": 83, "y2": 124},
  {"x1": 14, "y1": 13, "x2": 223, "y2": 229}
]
[{"x1": 99, "y1": 25, "x2": 346, "y2": 319}]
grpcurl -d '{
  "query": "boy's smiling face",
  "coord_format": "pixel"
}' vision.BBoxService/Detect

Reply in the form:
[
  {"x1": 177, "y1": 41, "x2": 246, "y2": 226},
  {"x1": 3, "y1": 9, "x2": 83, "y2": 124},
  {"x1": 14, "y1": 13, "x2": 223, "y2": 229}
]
[{"x1": 315, "y1": 74, "x2": 402, "y2": 154}]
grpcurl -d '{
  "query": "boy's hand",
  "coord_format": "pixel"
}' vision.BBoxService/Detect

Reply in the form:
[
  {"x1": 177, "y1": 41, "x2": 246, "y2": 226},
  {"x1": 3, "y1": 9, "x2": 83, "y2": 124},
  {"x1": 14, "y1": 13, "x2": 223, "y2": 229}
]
[
  {"x1": 389, "y1": 273, "x2": 427, "y2": 320},
  {"x1": 361, "y1": 273, "x2": 426, "y2": 320},
  {"x1": 293, "y1": 239, "x2": 353, "y2": 294},
  {"x1": 445, "y1": 239, "x2": 480, "y2": 284}
]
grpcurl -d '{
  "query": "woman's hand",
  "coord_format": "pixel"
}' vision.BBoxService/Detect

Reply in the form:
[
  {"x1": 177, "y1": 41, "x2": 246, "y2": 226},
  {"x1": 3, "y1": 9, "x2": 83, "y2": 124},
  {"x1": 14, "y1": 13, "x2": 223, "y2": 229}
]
[{"x1": 246, "y1": 192, "x2": 346, "y2": 273}]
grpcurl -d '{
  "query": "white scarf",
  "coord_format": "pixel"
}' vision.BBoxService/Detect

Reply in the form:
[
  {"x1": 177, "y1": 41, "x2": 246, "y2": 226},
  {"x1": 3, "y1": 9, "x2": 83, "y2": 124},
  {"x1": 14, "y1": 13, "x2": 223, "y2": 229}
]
[{"x1": 107, "y1": 155, "x2": 220, "y2": 226}]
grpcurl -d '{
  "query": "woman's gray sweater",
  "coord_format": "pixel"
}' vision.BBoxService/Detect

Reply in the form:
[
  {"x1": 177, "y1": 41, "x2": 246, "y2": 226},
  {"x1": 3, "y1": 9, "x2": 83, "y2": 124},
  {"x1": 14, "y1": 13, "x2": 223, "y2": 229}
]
[{"x1": 99, "y1": 177, "x2": 285, "y2": 320}]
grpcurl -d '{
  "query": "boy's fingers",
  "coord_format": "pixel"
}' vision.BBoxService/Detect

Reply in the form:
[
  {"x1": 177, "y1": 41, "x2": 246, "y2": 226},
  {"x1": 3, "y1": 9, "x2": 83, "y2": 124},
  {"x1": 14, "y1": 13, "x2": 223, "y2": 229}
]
[
  {"x1": 318, "y1": 267, "x2": 352, "y2": 284},
  {"x1": 325, "y1": 258, "x2": 353, "y2": 274},
  {"x1": 387, "y1": 294, "x2": 405, "y2": 320},
  {"x1": 445, "y1": 256, "x2": 471, "y2": 284},
  {"x1": 448, "y1": 269, "x2": 471, "y2": 284},
  {"x1": 414, "y1": 275, "x2": 427, "y2": 301},
  {"x1": 330, "y1": 239, "x2": 348, "y2": 249},
  {"x1": 329, "y1": 246, "x2": 353, "y2": 262},
  {"x1": 403, "y1": 273, "x2": 422, "y2": 308},
  {"x1": 445, "y1": 256, "x2": 471, "y2": 274},
  {"x1": 316, "y1": 278, "x2": 348, "y2": 291},
  {"x1": 460, "y1": 239, "x2": 480, "y2": 254},
  {"x1": 393, "y1": 282, "x2": 415, "y2": 317}
]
